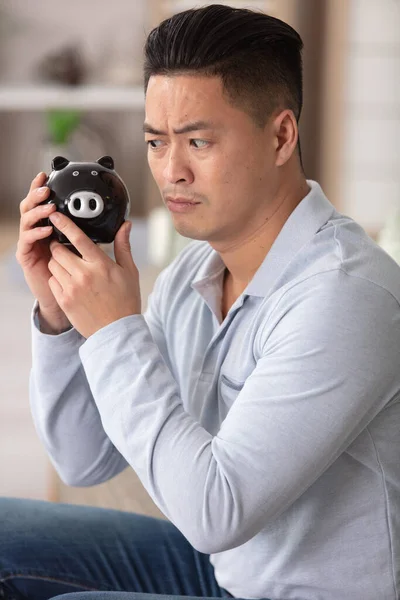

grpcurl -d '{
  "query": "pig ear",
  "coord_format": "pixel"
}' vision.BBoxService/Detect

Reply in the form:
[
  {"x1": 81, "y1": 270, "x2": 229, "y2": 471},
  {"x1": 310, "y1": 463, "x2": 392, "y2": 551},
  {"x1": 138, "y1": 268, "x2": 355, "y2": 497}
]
[
  {"x1": 97, "y1": 155, "x2": 114, "y2": 170},
  {"x1": 52, "y1": 156, "x2": 70, "y2": 171}
]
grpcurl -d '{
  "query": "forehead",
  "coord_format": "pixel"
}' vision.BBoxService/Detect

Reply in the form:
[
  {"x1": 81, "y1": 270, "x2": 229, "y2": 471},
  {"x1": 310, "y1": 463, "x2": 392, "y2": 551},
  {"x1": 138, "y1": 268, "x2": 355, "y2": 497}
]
[{"x1": 145, "y1": 74, "x2": 234, "y2": 123}]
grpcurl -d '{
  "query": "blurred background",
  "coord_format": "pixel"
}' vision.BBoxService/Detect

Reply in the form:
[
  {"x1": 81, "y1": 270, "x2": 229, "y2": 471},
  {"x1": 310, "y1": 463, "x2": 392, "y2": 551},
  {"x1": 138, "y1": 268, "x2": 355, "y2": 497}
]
[{"x1": 0, "y1": 0, "x2": 399, "y2": 515}]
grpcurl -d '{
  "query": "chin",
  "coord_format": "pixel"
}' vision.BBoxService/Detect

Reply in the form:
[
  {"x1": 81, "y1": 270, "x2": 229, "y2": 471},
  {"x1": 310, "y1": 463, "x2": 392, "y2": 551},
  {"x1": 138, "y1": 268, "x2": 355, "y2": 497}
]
[{"x1": 173, "y1": 222, "x2": 211, "y2": 242}]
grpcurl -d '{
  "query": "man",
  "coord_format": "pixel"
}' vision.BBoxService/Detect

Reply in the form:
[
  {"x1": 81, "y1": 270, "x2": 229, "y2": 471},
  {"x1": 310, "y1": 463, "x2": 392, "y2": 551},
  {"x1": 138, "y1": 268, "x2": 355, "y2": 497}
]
[{"x1": 3, "y1": 4, "x2": 400, "y2": 600}]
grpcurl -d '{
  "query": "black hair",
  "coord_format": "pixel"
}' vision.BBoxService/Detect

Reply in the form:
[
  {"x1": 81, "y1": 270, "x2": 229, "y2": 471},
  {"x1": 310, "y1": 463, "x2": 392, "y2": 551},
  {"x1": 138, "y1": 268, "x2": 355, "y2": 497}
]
[{"x1": 143, "y1": 4, "x2": 304, "y2": 129}]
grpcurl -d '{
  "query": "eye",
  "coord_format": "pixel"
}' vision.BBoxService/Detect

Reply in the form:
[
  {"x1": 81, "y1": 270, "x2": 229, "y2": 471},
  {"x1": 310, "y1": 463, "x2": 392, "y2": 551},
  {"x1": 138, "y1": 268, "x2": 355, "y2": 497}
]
[
  {"x1": 191, "y1": 139, "x2": 208, "y2": 148},
  {"x1": 91, "y1": 170, "x2": 98, "y2": 176},
  {"x1": 146, "y1": 140, "x2": 163, "y2": 149},
  {"x1": 73, "y1": 171, "x2": 79, "y2": 176}
]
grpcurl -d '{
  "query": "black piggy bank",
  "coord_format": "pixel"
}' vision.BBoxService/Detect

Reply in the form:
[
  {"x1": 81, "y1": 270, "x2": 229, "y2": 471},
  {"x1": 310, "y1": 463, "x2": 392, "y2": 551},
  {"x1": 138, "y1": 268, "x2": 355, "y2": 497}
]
[{"x1": 40, "y1": 155, "x2": 130, "y2": 245}]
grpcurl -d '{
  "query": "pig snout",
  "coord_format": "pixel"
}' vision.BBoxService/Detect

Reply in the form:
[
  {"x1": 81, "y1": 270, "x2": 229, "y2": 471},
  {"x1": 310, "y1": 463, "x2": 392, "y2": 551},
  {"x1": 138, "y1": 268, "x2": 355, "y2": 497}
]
[{"x1": 67, "y1": 191, "x2": 104, "y2": 218}]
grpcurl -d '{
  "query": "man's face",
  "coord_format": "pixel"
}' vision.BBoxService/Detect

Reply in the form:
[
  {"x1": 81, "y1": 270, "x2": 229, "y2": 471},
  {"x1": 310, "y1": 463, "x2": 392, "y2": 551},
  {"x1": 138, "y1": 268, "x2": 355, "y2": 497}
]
[{"x1": 144, "y1": 74, "x2": 278, "y2": 248}]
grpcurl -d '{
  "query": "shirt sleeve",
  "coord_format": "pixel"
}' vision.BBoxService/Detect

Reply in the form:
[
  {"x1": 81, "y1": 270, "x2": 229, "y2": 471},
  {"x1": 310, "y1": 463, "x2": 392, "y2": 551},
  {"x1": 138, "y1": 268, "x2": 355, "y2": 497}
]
[
  {"x1": 29, "y1": 264, "x2": 171, "y2": 486},
  {"x1": 78, "y1": 269, "x2": 400, "y2": 554},
  {"x1": 29, "y1": 301, "x2": 129, "y2": 484}
]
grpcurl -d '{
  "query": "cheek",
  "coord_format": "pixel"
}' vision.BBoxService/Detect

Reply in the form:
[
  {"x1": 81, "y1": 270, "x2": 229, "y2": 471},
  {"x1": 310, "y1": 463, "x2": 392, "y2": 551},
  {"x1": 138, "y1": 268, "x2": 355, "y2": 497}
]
[
  {"x1": 209, "y1": 156, "x2": 264, "y2": 215},
  {"x1": 216, "y1": 141, "x2": 255, "y2": 184},
  {"x1": 212, "y1": 159, "x2": 251, "y2": 192},
  {"x1": 203, "y1": 150, "x2": 236, "y2": 187},
  {"x1": 147, "y1": 154, "x2": 163, "y2": 185}
]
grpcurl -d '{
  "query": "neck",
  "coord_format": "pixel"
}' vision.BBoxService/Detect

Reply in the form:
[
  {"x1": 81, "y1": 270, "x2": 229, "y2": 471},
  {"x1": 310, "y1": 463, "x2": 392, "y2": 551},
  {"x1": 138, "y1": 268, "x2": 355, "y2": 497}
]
[{"x1": 216, "y1": 177, "x2": 310, "y2": 296}]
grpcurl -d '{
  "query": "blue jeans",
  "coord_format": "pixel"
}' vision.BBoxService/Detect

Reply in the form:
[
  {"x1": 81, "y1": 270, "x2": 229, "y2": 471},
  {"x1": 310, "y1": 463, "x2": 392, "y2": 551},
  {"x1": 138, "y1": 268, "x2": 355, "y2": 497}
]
[{"x1": 0, "y1": 497, "x2": 260, "y2": 600}]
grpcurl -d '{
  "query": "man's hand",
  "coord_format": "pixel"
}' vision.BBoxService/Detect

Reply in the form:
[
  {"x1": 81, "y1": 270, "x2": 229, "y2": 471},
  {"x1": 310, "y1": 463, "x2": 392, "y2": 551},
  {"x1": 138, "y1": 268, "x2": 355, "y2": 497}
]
[
  {"x1": 48, "y1": 212, "x2": 140, "y2": 338},
  {"x1": 15, "y1": 173, "x2": 71, "y2": 333}
]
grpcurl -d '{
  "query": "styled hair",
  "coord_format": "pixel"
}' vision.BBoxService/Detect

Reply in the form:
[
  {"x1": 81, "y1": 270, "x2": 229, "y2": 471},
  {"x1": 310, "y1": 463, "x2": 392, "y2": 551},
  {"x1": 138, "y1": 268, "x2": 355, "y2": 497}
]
[{"x1": 143, "y1": 4, "x2": 304, "y2": 128}]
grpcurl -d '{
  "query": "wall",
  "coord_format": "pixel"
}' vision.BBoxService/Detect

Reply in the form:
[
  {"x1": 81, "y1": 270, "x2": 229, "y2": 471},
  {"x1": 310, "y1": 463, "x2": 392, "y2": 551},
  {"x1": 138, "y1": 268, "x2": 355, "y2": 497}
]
[
  {"x1": 341, "y1": 0, "x2": 400, "y2": 236},
  {"x1": 0, "y1": 0, "x2": 149, "y2": 218}
]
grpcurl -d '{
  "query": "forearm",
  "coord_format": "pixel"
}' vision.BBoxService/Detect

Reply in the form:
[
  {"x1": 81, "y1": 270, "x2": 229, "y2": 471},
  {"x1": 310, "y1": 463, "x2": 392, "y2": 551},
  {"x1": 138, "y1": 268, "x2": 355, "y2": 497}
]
[
  {"x1": 79, "y1": 315, "x2": 259, "y2": 553},
  {"x1": 30, "y1": 302, "x2": 127, "y2": 485}
]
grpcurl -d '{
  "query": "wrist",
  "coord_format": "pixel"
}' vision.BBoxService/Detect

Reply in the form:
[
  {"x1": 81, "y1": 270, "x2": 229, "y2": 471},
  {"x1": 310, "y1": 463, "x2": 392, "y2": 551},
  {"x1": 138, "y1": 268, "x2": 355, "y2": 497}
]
[{"x1": 37, "y1": 304, "x2": 72, "y2": 335}]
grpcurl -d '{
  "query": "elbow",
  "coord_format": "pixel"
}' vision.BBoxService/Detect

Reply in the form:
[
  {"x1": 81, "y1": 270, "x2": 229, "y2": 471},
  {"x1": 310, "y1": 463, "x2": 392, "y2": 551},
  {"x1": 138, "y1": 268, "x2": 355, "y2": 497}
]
[
  {"x1": 180, "y1": 493, "x2": 271, "y2": 554},
  {"x1": 189, "y1": 539, "x2": 232, "y2": 555},
  {"x1": 182, "y1": 515, "x2": 258, "y2": 555},
  {"x1": 51, "y1": 453, "x2": 128, "y2": 488},
  {"x1": 55, "y1": 466, "x2": 99, "y2": 488},
  {"x1": 186, "y1": 529, "x2": 249, "y2": 555}
]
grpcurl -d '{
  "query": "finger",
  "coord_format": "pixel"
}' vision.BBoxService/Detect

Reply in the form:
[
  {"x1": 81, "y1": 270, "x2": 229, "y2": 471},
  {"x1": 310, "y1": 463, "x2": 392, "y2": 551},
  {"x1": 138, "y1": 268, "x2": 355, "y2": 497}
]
[
  {"x1": 20, "y1": 185, "x2": 50, "y2": 216},
  {"x1": 29, "y1": 171, "x2": 47, "y2": 194},
  {"x1": 49, "y1": 240, "x2": 82, "y2": 277},
  {"x1": 48, "y1": 256, "x2": 71, "y2": 287},
  {"x1": 114, "y1": 221, "x2": 134, "y2": 269},
  {"x1": 16, "y1": 225, "x2": 53, "y2": 260},
  {"x1": 49, "y1": 212, "x2": 99, "y2": 262},
  {"x1": 20, "y1": 203, "x2": 56, "y2": 232},
  {"x1": 48, "y1": 275, "x2": 64, "y2": 304}
]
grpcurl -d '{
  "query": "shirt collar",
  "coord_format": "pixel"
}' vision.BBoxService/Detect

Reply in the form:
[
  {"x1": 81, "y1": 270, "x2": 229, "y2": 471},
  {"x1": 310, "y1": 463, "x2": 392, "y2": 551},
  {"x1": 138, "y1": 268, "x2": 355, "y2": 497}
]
[{"x1": 191, "y1": 180, "x2": 336, "y2": 297}]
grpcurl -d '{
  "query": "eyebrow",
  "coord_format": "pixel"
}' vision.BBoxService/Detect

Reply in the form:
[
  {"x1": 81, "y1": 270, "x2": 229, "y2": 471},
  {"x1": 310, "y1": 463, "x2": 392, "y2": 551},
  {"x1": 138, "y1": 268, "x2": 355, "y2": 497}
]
[{"x1": 143, "y1": 120, "x2": 216, "y2": 135}]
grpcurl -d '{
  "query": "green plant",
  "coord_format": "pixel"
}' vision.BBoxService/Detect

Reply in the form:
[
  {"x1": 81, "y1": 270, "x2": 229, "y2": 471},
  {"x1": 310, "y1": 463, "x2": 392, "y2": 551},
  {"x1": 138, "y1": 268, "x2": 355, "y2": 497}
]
[{"x1": 45, "y1": 109, "x2": 82, "y2": 145}]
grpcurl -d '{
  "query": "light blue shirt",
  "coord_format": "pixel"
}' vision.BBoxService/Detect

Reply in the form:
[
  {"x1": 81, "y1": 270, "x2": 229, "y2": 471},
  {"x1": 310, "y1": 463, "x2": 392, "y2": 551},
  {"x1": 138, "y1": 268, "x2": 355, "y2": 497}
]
[{"x1": 30, "y1": 181, "x2": 400, "y2": 600}]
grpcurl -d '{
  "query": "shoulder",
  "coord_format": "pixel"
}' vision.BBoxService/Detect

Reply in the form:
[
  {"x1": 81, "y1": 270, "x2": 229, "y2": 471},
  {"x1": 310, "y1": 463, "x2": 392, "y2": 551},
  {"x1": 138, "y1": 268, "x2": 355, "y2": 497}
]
[
  {"x1": 262, "y1": 268, "x2": 400, "y2": 355},
  {"x1": 268, "y1": 215, "x2": 400, "y2": 313}
]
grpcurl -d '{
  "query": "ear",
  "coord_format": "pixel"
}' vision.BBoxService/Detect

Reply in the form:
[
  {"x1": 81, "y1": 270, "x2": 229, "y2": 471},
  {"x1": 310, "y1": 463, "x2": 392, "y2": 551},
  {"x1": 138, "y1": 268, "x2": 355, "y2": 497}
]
[
  {"x1": 97, "y1": 155, "x2": 115, "y2": 170},
  {"x1": 272, "y1": 110, "x2": 298, "y2": 167},
  {"x1": 52, "y1": 156, "x2": 70, "y2": 171}
]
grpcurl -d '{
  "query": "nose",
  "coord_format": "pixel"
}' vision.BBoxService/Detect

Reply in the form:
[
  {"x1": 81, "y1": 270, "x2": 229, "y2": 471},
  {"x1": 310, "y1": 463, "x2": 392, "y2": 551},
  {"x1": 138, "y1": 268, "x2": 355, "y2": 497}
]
[
  {"x1": 67, "y1": 191, "x2": 104, "y2": 219},
  {"x1": 162, "y1": 146, "x2": 194, "y2": 185}
]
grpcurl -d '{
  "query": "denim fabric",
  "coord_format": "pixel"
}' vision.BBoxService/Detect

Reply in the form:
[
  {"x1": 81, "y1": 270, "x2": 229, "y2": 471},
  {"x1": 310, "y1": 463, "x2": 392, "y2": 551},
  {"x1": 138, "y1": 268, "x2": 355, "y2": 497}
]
[{"x1": 0, "y1": 498, "x2": 248, "y2": 600}]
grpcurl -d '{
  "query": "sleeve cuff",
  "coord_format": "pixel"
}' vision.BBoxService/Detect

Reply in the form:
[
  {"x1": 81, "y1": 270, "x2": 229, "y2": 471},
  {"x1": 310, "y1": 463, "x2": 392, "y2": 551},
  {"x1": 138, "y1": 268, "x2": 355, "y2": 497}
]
[
  {"x1": 31, "y1": 300, "x2": 81, "y2": 343},
  {"x1": 79, "y1": 314, "x2": 147, "y2": 362}
]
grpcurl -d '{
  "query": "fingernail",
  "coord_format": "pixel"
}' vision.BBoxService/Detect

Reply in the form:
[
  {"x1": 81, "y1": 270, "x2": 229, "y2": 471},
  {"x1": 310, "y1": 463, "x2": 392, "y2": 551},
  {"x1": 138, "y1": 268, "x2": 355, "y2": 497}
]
[
  {"x1": 49, "y1": 212, "x2": 60, "y2": 223},
  {"x1": 37, "y1": 186, "x2": 47, "y2": 195},
  {"x1": 36, "y1": 171, "x2": 44, "y2": 178}
]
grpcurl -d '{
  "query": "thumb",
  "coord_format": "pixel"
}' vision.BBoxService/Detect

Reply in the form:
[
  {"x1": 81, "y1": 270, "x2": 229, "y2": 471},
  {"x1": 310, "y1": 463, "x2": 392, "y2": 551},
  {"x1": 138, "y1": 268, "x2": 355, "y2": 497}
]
[{"x1": 114, "y1": 221, "x2": 133, "y2": 268}]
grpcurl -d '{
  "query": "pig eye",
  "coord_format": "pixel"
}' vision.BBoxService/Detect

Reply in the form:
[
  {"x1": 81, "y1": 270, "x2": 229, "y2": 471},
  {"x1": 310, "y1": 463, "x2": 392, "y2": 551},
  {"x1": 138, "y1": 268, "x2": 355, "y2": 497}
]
[
  {"x1": 91, "y1": 170, "x2": 98, "y2": 176},
  {"x1": 73, "y1": 171, "x2": 79, "y2": 176}
]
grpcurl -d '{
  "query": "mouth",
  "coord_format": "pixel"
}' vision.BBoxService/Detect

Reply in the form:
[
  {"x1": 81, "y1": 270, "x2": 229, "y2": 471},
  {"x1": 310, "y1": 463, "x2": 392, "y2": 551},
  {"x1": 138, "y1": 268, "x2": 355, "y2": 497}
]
[
  {"x1": 165, "y1": 196, "x2": 201, "y2": 205},
  {"x1": 166, "y1": 197, "x2": 201, "y2": 213}
]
